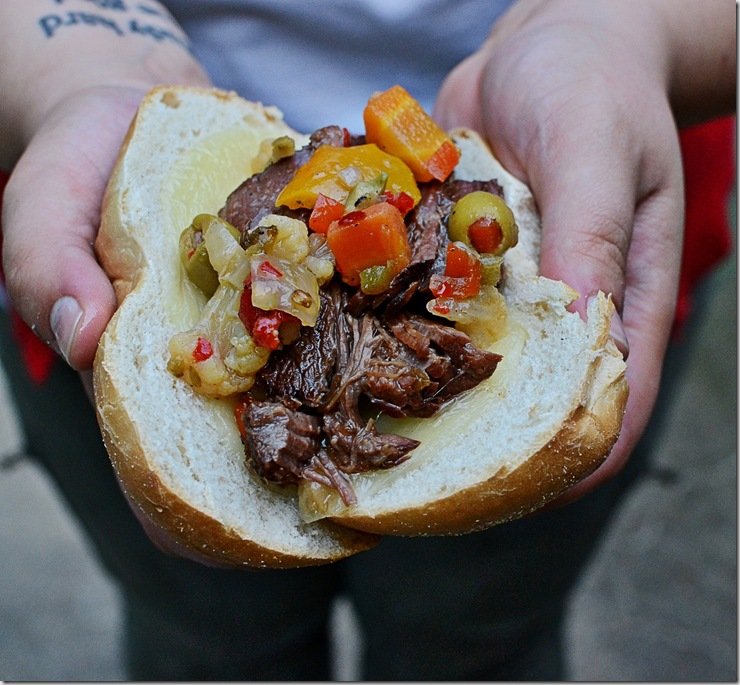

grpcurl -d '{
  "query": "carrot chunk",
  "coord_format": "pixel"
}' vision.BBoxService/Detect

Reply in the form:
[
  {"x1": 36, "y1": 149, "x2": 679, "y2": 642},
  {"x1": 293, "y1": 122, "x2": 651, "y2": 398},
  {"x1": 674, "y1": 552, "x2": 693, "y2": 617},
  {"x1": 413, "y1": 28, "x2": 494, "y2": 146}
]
[
  {"x1": 326, "y1": 202, "x2": 411, "y2": 287},
  {"x1": 364, "y1": 85, "x2": 460, "y2": 183}
]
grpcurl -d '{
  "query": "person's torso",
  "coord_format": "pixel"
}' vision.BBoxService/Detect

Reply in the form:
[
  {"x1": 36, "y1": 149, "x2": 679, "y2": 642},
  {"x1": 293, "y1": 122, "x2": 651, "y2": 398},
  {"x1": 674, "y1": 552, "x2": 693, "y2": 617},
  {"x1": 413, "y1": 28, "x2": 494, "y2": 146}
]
[{"x1": 162, "y1": 0, "x2": 513, "y2": 132}]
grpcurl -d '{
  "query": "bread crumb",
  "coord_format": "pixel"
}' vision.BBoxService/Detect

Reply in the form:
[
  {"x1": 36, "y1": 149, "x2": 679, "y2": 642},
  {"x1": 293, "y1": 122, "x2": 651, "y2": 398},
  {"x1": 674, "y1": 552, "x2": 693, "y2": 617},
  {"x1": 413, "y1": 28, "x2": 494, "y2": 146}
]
[{"x1": 161, "y1": 91, "x2": 181, "y2": 108}]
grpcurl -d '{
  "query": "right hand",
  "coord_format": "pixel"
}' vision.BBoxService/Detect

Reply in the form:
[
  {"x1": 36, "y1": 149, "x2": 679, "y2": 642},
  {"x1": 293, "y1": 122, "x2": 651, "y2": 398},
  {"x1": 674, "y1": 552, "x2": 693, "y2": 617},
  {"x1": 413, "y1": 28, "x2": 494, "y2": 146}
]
[
  {"x1": 434, "y1": 0, "x2": 735, "y2": 505},
  {"x1": 2, "y1": 85, "x2": 150, "y2": 371}
]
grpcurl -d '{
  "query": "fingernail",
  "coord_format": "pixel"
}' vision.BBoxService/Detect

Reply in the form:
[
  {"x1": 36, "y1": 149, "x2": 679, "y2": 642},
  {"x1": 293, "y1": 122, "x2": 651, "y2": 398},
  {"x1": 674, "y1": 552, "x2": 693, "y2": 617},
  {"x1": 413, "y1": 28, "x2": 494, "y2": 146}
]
[
  {"x1": 609, "y1": 311, "x2": 629, "y2": 360},
  {"x1": 50, "y1": 296, "x2": 83, "y2": 364}
]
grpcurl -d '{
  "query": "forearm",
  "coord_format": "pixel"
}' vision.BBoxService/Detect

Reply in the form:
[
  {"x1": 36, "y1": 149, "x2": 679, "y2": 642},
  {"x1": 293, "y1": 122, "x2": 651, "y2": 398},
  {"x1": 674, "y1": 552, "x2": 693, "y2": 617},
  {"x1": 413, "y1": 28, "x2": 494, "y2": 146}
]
[{"x1": 0, "y1": 0, "x2": 209, "y2": 167}]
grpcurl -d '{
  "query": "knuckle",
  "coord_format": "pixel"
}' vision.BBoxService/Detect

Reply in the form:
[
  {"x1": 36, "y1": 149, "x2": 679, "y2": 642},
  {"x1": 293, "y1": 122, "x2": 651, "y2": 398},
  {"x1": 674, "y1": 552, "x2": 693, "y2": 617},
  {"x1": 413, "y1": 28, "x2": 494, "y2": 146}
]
[
  {"x1": 548, "y1": 207, "x2": 631, "y2": 310},
  {"x1": 577, "y1": 211, "x2": 630, "y2": 275}
]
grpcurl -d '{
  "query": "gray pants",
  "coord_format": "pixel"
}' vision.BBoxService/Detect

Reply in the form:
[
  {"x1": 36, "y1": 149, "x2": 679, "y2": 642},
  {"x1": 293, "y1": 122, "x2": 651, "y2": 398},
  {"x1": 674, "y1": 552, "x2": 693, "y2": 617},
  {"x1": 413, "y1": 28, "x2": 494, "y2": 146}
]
[{"x1": 1, "y1": 307, "x2": 681, "y2": 680}]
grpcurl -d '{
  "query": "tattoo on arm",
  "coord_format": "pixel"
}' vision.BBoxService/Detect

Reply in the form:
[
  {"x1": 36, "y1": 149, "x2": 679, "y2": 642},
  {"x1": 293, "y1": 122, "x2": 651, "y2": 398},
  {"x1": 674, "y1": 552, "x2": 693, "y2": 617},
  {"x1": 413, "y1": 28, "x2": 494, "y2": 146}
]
[{"x1": 38, "y1": 0, "x2": 188, "y2": 50}]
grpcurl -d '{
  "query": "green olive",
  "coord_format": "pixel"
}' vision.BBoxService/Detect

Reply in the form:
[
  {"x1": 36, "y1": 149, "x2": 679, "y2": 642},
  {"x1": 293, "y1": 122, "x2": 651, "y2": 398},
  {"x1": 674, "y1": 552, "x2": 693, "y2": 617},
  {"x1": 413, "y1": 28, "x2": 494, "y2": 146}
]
[
  {"x1": 447, "y1": 191, "x2": 518, "y2": 256},
  {"x1": 179, "y1": 214, "x2": 240, "y2": 297}
]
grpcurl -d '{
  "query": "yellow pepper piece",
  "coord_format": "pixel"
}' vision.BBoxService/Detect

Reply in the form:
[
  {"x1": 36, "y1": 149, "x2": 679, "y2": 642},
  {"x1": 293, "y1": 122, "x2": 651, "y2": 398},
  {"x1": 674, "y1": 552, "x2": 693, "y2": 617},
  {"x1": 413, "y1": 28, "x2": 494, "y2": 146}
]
[
  {"x1": 364, "y1": 85, "x2": 460, "y2": 183},
  {"x1": 275, "y1": 144, "x2": 421, "y2": 210}
]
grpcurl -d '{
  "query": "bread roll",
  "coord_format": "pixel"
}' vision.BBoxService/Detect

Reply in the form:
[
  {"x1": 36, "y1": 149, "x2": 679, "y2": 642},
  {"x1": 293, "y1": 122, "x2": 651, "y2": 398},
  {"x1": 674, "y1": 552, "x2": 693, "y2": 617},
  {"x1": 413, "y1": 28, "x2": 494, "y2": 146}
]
[{"x1": 93, "y1": 86, "x2": 627, "y2": 566}]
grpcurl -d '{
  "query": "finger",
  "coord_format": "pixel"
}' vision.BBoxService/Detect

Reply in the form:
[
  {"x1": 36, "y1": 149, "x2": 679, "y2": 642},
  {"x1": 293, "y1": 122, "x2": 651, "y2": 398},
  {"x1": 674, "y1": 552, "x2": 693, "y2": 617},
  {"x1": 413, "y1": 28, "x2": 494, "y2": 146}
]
[
  {"x1": 598, "y1": 181, "x2": 684, "y2": 464},
  {"x1": 489, "y1": 84, "x2": 685, "y2": 501},
  {"x1": 528, "y1": 113, "x2": 640, "y2": 318},
  {"x1": 2, "y1": 132, "x2": 117, "y2": 370},
  {"x1": 433, "y1": 48, "x2": 489, "y2": 132},
  {"x1": 554, "y1": 171, "x2": 685, "y2": 505}
]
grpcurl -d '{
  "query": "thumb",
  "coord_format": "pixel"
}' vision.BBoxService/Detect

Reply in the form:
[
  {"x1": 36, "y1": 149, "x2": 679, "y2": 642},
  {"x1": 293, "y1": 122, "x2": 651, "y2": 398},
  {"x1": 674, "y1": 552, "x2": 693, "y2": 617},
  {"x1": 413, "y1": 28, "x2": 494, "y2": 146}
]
[
  {"x1": 533, "y1": 136, "x2": 635, "y2": 323},
  {"x1": 2, "y1": 154, "x2": 117, "y2": 370},
  {"x1": 523, "y1": 114, "x2": 684, "y2": 499},
  {"x1": 2, "y1": 89, "x2": 141, "y2": 370}
]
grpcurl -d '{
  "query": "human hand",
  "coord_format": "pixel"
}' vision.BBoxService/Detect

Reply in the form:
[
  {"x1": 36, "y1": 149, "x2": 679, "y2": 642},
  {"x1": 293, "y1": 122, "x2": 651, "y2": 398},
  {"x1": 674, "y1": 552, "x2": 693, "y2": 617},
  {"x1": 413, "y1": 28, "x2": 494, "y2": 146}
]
[
  {"x1": 2, "y1": 85, "x2": 239, "y2": 567},
  {"x1": 434, "y1": 0, "x2": 734, "y2": 501},
  {"x1": 2, "y1": 86, "x2": 149, "y2": 371},
  {"x1": 0, "y1": 0, "x2": 210, "y2": 373},
  {"x1": 0, "y1": 0, "x2": 216, "y2": 563}
]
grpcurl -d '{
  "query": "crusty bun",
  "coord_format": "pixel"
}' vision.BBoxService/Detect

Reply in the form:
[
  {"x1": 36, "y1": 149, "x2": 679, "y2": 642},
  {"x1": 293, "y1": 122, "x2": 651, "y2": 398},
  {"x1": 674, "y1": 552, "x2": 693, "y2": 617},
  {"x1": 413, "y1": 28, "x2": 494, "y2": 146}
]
[
  {"x1": 93, "y1": 86, "x2": 627, "y2": 566},
  {"x1": 94, "y1": 86, "x2": 378, "y2": 567},
  {"x1": 298, "y1": 129, "x2": 628, "y2": 533}
]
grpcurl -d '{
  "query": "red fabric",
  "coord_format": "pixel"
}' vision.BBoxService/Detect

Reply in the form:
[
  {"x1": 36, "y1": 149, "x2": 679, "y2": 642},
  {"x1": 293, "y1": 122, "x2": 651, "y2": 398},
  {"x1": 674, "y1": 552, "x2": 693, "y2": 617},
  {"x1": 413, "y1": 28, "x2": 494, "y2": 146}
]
[
  {"x1": 674, "y1": 116, "x2": 735, "y2": 336},
  {"x1": 0, "y1": 117, "x2": 734, "y2": 384},
  {"x1": 8, "y1": 308, "x2": 57, "y2": 384},
  {"x1": 0, "y1": 177, "x2": 59, "y2": 383}
]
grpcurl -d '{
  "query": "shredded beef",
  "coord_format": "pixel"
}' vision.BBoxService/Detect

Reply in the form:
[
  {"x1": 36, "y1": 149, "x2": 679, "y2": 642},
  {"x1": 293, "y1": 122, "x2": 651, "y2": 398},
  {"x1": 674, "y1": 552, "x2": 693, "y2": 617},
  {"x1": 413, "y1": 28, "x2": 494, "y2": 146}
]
[
  {"x1": 236, "y1": 398, "x2": 321, "y2": 486},
  {"x1": 257, "y1": 286, "x2": 422, "y2": 477},
  {"x1": 386, "y1": 314, "x2": 502, "y2": 411},
  {"x1": 236, "y1": 396, "x2": 358, "y2": 505},
  {"x1": 354, "y1": 312, "x2": 502, "y2": 419},
  {"x1": 254, "y1": 285, "x2": 501, "y2": 489},
  {"x1": 219, "y1": 125, "x2": 345, "y2": 238},
  {"x1": 321, "y1": 314, "x2": 422, "y2": 470},
  {"x1": 257, "y1": 285, "x2": 345, "y2": 409},
  {"x1": 228, "y1": 128, "x2": 504, "y2": 503}
]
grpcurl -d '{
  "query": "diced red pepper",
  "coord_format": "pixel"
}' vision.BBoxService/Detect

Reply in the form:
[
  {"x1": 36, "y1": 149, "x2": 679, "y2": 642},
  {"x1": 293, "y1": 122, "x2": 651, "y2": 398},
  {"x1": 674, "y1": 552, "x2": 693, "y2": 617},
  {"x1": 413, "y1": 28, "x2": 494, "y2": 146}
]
[
  {"x1": 259, "y1": 260, "x2": 284, "y2": 278},
  {"x1": 238, "y1": 280, "x2": 301, "y2": 351},
  {"x1": 192, "y1": 337, "x2": 213, "y2": 362},
  {"x1": 429, "y1": 274, "x2": 481, "y2": 300},
  {"x1": 445, "y1": 242, "x2": 482, "y2": 280},
  {"x1": 467, "y1": 217, "x2": 503, "y2": 254},
  {"x1": 309, "y1": 193, "x2": 345, "y2": 234},
  {"x1": 431, "y1": 300, "x2": 450, "y2": 315},
  {"x1": 239, "y1": 281, "x2": 258, "y2": 331},
  {"x1": 429, "y1": 242, "x2": 482, "y2": 300},
  {"x1": 251, "y1": 310, "x2": 300, "y2": 351},
  {"x1": 382, "y1": 190, "x2": 415, "y2": 216},
  {"x1": 251, "y1": 315, "x2": 282, "y2": 350}
]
